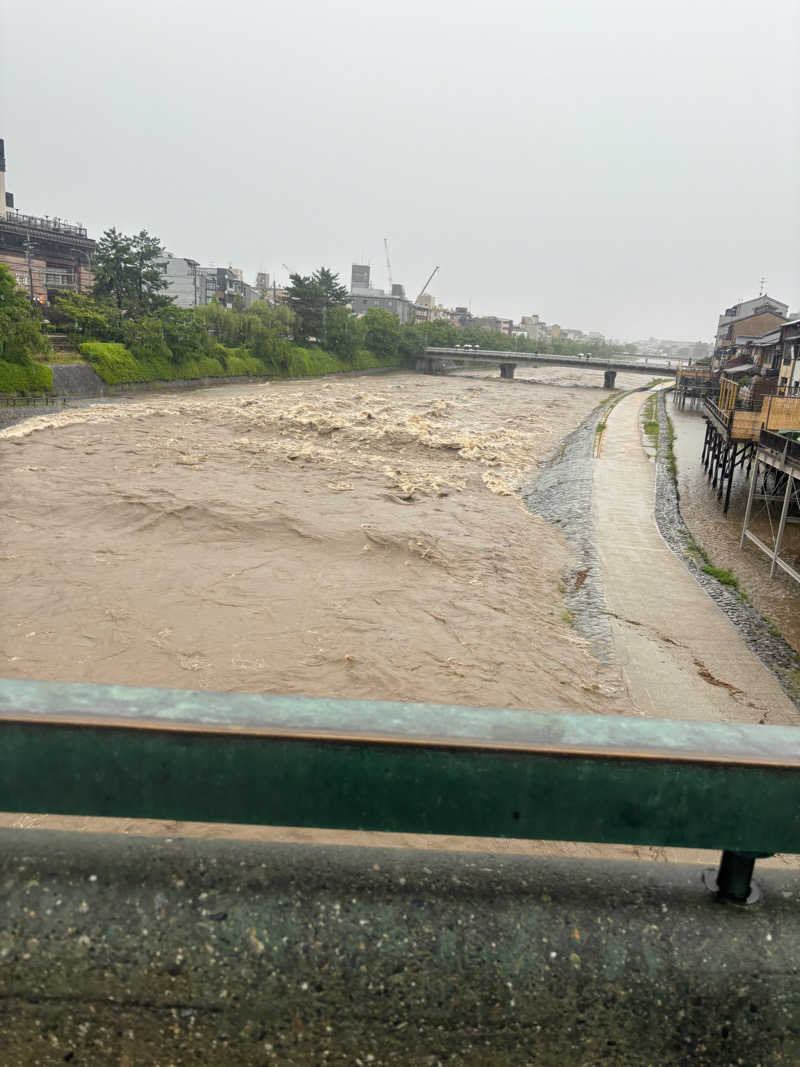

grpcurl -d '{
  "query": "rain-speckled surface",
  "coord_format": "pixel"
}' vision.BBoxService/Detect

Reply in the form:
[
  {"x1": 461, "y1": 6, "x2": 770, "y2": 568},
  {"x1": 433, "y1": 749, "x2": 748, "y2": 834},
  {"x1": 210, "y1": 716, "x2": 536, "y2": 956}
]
[{"x1": 1, "y1": 831, "x2": 799, "y2": 1065}]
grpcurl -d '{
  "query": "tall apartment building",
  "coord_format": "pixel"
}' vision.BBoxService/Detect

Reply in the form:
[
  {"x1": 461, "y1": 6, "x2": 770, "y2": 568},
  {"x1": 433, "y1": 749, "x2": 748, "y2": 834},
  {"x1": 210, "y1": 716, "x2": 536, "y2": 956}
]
[
  {"x1": 0, "y1": 139, "x2": 95, "y2": 303},
  {"x1": 349, "y1": 262, "x2": 414, "y2": 323}
]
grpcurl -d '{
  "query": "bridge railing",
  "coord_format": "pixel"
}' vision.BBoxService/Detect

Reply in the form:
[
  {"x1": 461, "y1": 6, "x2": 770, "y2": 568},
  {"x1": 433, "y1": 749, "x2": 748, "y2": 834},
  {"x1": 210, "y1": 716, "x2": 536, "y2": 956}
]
[
  {"x1": 2, "y1": 677, "x2": 799, "y2": 903},
  {"x1": 422, "y1": 347, "x2": 680, "y2": 371}
]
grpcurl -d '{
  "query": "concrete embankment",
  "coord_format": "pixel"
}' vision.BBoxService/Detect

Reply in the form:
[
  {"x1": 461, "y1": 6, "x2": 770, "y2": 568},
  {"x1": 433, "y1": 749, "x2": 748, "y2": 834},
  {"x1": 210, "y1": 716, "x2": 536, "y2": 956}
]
[{"x1": 1, "y1": 830, "x2": 799, "y2": 1065}]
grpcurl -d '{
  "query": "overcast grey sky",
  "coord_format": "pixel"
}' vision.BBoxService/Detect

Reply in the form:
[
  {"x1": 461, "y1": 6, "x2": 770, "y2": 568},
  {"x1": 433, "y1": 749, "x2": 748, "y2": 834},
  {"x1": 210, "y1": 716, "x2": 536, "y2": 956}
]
[{"x1": 2, "y1": 0, "x2": 798, "y2": 340}]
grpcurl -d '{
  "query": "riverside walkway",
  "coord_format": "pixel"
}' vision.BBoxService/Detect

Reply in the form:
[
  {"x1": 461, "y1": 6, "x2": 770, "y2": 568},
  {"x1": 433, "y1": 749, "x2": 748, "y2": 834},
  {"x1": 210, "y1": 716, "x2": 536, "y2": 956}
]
[{"x1": 594, "y1": 389, "x2": 796, "y2": 724}]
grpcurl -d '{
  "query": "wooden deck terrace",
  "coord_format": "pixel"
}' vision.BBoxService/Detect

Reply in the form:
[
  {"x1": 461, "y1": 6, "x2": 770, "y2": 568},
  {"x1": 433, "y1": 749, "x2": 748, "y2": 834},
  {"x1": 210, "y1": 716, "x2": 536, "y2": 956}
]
[
  {"x1": 701, "y1": 393, "x2": 800, "y2": 513},
  {"x1": 673, "y1": 366, "x2": 714, "y2": 410}
]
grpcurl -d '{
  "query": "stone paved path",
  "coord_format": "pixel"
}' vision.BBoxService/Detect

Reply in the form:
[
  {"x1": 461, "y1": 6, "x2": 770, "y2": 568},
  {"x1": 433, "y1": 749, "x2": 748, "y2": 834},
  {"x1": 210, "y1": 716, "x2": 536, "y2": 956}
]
[{"x1": 593, "y1": 390, "x2": 798, "y2": 725}]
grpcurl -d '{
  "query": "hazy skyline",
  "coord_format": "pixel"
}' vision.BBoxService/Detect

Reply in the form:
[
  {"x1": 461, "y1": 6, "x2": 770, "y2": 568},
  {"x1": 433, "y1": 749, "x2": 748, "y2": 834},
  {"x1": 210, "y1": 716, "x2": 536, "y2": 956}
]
[{"x1": 2, "y1": 0, "x2": 798, "y2": 340}]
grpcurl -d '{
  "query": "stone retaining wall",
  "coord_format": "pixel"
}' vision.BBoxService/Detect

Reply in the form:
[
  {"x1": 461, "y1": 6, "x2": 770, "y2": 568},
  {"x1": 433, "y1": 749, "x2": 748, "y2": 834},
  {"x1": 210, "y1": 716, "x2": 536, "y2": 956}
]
[
  {"x1": 50, "y1": 364, "x2": 107, "y2": 396},
  {"x1": 49, "y1": 363, "x2": 400, "y2": 399}
]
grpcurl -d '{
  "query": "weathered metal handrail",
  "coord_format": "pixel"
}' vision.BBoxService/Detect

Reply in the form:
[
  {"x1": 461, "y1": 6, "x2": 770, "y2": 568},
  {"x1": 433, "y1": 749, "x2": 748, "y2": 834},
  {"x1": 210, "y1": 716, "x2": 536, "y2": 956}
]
[
  {"x1": 703, "y1": 396, "x2": 735, "y2": 432},
  {"x1": 2, "y1": 678, "x2": 799, "y2": 902},
  {"x1": 760, "y1": 428, "x2": 800, "y2": 466},
  {"x1": 0, "y1": 394, "x2": 64, "y2": 407}
]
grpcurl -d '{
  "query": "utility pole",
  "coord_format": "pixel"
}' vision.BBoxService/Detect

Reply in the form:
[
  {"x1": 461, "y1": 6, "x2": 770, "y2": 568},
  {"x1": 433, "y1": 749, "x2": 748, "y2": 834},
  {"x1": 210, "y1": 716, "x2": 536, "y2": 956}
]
[{"x1": 24, "y1": 232, "x2": 35, "y2": 303}]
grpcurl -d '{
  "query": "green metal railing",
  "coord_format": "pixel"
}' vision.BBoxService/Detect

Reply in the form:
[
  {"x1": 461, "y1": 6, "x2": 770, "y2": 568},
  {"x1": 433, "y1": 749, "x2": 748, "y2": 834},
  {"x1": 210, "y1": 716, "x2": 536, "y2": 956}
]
[{"x1": 1, "y1": 678, "x2": 799, "y2": 904}]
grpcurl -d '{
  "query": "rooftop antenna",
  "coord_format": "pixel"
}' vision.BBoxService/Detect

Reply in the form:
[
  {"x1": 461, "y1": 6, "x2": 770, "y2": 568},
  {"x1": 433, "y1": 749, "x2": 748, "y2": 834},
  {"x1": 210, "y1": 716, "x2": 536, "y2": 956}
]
[{"x1": 759, "y1": 276, "x2": 766, "y2": 296}]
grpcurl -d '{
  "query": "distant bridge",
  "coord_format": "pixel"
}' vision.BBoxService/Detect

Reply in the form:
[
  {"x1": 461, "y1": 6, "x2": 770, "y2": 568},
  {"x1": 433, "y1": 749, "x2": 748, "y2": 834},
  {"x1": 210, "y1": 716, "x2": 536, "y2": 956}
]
[{"x1": 418, "y1": 347, "x2": 682, "y2": 388}]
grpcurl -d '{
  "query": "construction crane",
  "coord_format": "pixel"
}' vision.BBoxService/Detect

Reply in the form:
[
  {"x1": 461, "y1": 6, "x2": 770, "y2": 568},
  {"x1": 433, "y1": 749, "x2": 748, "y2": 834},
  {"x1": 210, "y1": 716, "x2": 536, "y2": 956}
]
[
  {"x1": 383, "y1": 238, "x2": 393, "y2": 293},
  {"x1": 416, "y1": 266, "x2": 439, "y2": 304}
]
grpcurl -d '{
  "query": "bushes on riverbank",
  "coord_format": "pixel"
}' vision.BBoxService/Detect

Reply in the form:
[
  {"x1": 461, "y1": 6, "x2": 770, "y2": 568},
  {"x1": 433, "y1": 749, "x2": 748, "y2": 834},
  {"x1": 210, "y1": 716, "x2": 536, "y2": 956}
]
[
  {"x1": 0, "y1": 360, "x2": 53, "y2": 394},
  {"x1": 0, "y1": 263, "x2": 54, "y2": 395},
  {"x1": 80, "y1": 340, "x2": 400, "y2": 387},
  {"x1": 78, "y1": 341, "x2": 265, "y2": 385}
]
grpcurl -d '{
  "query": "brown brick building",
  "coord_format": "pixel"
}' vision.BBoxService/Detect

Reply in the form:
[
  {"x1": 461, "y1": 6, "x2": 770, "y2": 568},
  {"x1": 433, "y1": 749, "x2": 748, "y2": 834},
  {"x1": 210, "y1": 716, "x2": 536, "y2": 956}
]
[{"x1": 0, "y1": 139, "x2": 95, "y2": 305}]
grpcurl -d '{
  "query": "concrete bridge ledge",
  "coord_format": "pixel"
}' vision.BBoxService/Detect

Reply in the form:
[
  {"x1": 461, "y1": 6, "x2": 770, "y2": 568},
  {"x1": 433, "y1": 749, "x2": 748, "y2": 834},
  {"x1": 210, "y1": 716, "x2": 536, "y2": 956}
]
[{"x1": 2, "y1": 830, "x2": 799, "y2": 1064}]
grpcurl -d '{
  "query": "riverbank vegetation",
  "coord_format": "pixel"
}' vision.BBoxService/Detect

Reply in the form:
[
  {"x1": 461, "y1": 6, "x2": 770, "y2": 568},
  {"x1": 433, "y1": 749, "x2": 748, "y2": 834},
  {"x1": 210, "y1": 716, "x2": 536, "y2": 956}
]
[
  {"x1": 1, "y1": 224, "x2": 641, "y2": 395},
  {"x1": 44, "y1": 232, "x2": 403, "y2": 387},
  {"x1": 0, "y1": 264, "x2": 54, "y2": 394}
]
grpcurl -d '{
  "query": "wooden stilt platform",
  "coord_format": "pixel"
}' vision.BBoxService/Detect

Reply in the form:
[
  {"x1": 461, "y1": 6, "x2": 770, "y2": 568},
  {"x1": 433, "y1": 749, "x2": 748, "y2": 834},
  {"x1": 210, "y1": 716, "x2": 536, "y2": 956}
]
[{"x1": 701, "y1": 384, "x2": 800, "y2": 515}]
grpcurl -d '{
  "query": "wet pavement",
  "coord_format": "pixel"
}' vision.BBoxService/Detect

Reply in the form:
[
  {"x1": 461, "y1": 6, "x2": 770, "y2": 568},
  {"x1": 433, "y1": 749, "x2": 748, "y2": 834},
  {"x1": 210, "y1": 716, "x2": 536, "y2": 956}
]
[{"x1": 593, "y1": 389, "x2": 798, "y2": 725}]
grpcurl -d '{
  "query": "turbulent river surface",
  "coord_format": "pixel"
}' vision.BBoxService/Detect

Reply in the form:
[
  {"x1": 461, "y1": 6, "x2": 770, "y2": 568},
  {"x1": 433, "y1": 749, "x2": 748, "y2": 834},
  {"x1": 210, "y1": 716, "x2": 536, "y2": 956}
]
[
  {"x1": 670, "y1": 402, "x2": 800, "y2": 654},
  {"x1": 1, "y1": 368, "x2": 646, "y2": 716}
]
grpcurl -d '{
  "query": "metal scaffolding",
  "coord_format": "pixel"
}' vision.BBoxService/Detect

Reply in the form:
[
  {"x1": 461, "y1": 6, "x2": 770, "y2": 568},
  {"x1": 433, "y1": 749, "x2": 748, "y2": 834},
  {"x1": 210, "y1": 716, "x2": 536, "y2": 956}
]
[{"x1": 740, "y1": 429, "x2": 800, "y2": 585}]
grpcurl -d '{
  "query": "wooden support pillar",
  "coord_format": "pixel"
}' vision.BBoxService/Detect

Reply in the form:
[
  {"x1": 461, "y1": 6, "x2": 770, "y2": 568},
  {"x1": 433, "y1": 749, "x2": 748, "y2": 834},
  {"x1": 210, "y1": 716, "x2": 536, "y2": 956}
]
[
  {"x1": 723, "y1": 443, "x2": 737, "y2": 514},
  {"x1": 712, "y1": 428, "x2": 725, "y2": 480},
  {"x1": 716, "y1": 445, "x2": 729, "y2": 498},
  {"x1": 740, "y1": 452, "x2": 760, "y2": 548},
  {"x1": 701, "y1": 422, "x2": 711, "y2": 467},
  {"x1": 712, "y1": 431, "x2": 725, "y2": 486}
]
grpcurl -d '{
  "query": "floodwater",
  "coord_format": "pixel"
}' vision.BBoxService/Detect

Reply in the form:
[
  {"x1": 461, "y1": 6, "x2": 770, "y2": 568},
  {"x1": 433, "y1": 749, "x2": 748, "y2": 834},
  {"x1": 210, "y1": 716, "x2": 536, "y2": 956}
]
[
  {"x1": 0, "y1": 369, "x2": 635, "y2": 715},
  {"x1": 670, "y1": 402, "x2": 800, "y2": 653}
]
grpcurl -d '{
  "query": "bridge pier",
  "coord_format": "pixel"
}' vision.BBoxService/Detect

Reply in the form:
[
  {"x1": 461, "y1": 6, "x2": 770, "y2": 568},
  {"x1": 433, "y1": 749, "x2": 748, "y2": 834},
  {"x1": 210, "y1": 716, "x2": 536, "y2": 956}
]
[
  {"x1": 499, "y1": 362, "x2": 516, "y2": 380},
  {"x1": 415, "y1": 357, "x2": 446, "y2": 374},
  {"x1": 603, "y1": 370, "x2": 617, "y2": 389}
]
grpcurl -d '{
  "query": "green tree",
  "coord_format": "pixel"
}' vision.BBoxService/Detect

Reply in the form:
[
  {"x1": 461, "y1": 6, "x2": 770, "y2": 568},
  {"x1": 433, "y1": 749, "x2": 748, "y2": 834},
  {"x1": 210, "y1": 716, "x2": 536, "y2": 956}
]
[
  {"x1": 121, "y1": 316, "x2": 171, "y2": 364},
  {"x1": 0, "y1": 263, "x2": 50, "y2": 364},
  {"x1": 52, "y1": 291, "x2": 120, "y2": 340},
  {"x1": 421, "y1": 319, "x2": 459, "y2": 348},
  {"x1": 247, "y1": 301, "x2": 295, "y2": 370},
  {"x1": 155, "y1": 305, "x2": 209, "y2": 363},
  {"x1": 286, "y1": 267, "x2": 349, "y2": 345},
  {"x1": 398, "y1": 323, "x2": 425, "y2": 360},
  {"x1": 362, "y1": 307, "x2": 400, "y2": 359},
  {"x1": 92, "y1": 228, "x2": 170, "y2": 313},
  {"x1": 325, "y1": 305, "x2": 365, "y2": 360}
]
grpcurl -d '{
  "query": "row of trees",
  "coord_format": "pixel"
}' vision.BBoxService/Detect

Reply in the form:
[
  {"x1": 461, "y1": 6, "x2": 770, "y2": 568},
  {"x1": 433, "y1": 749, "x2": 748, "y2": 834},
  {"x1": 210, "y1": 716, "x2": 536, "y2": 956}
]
[{"x1": 2, "y1": 222, "x2": 642, "y2": 387}]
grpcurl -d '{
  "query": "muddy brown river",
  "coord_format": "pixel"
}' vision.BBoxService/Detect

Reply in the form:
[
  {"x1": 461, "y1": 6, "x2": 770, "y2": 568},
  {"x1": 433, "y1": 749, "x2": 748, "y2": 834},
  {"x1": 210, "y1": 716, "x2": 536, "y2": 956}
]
[{"x1": 1, "y1": 369, "x2": 638, "y2": 715}]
